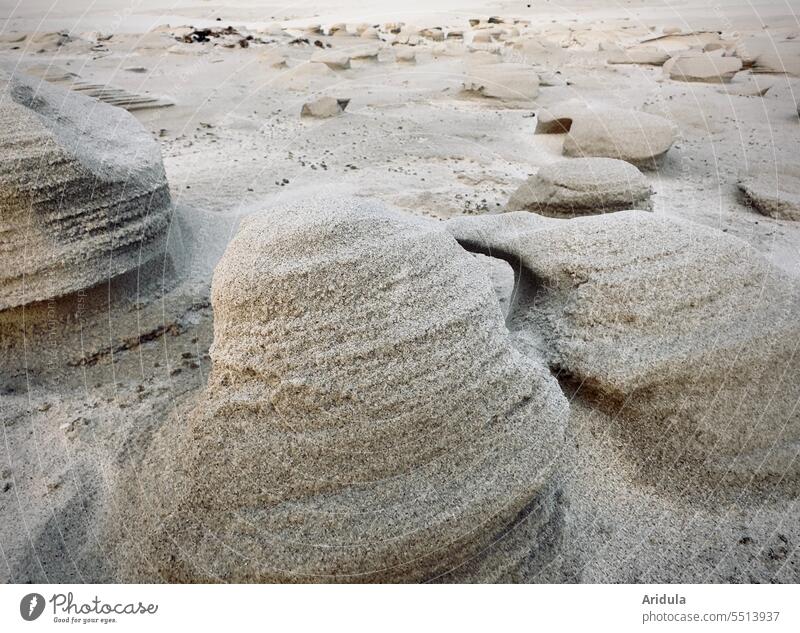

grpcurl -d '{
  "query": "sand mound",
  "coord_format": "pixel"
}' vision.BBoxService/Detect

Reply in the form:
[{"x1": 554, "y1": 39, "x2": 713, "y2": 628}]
[
  {"x1": 507, "y1": 157, "x2": 653, "y2": 217},
  {"x1": 535, "y1": 101, "x2": 675, "y2": 167},
  {"x1": 559, "y1": 106, "x2": 675, "y2": 168},
  {"x1": 113, "y1": 197, "x2": 568, "y2": 583},
  {"x1": 463, "y1": 63, "x2": 539, "y2": 101},
  {"x1": 606, "y1": 46, "x2": 670, "y2": 66},
  {"x1": 447, "y1": 211, "x2": 800, "y2": 481},
  {"x1": 739, "y1": 163, "x2": 800, "y2": 221},
  {"x1": 734, "y1": 37, "x2": 800, "y2": 75},
  {"x1": 0, "y1": 70, "x2": 171, "y2": 311},
  {"x1": 273, "y1": 62, "x2": 337, "y2": 91},
  {"x1": 664, "y1": 52, "x2": 742, "y2": 83},
  {"x1": 350, "y1": 44, "x2": 380, "y2": 60}
]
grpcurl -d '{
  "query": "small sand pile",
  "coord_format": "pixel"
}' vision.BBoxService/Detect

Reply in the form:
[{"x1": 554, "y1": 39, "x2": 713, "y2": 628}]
[
  {"x1": 273, "y1": 62, "x2": 336, "y2": 91},
  {"x1": 564, "y1": 108, "x2": 675, "y2": 167},
  {"x1": 463, "y1": 63, "x2": 539, "y2": 101},
  {"x1": 0, "y1": 70, "x2": 171, "y2": 310},
  {"x1": 111, "y1": 197, "x2": 568, "y2": 583},
  {"x1": 606, "y1": 46, "x2": 669, "y2": 66},
  {"x1": 535, "y1": 100, "x2": 587, "y2": 134},
  {"x1": 4, "y1": 1, "x2": 800, "y2": 587},
  {"x1": 507, "y1": 157, "x2": 653, "y2": 216},
  {"x1": 301, "y1": 96, "x2": 350, "y2": 118}
]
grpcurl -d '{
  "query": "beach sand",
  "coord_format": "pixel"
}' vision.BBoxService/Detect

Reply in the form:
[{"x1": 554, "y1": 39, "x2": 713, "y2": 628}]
[{"x1": 1, "y1": 0, "x2": 799, "y2": 582}]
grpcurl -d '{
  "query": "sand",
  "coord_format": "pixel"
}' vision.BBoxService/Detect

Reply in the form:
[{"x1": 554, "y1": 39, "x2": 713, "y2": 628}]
[{"x1": 1, "y1": 0, "x2": 799, "y2": 583}]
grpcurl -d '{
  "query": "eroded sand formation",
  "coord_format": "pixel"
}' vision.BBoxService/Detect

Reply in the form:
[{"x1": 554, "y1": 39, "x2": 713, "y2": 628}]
[
  {"x1": 2, "y1": 0, "x2": 800, "y2": 584},
  {"x1": 0, "y1": 70, "x2": 172, "y2": 310},
  {"x1": 448, "y1": 211, "x2": 800, "y2": 479},
  {"x1": 507, "y1": 157, "x2": 653, "y2": 216},
  {"x1": 110, "y1": 199, "x2": 568, "y2": 582}
]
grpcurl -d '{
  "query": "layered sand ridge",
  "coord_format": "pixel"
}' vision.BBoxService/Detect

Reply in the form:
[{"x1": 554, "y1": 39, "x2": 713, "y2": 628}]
[
  {"x1": 111, "y1": 197, "x2": 568, "y2": 583},
  {"x1": 448, "y1": 211, "x2": 800, "y2": 481},
  {"x1": 0, "y1": 70, "x2": 171, "y2": 310}
]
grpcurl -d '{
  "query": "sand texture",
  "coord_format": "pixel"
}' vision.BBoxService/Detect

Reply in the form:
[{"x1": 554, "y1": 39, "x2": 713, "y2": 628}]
[{"x1": 2, "y1": 0, "x2": 800, "y2": 584}]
